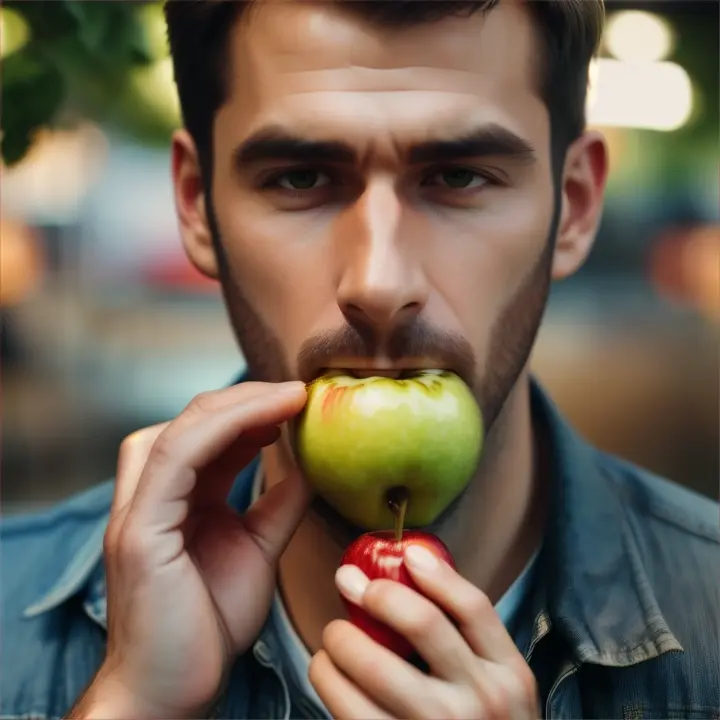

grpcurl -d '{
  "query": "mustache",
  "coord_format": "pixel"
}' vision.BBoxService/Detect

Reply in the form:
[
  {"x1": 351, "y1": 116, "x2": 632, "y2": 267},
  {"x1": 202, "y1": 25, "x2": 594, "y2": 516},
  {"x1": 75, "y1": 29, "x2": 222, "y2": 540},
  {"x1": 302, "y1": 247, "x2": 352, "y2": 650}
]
[{"x1": 296, "y1": 319, "x2": 476, "y2": 384}]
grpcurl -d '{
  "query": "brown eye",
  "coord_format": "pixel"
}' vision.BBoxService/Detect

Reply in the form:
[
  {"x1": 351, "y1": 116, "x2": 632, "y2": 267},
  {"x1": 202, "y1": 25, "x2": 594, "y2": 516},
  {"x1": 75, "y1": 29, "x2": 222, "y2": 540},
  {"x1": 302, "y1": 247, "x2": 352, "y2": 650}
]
[
  {"x1": 424, "y1": 168, "x2": 488, "y2": 190},
  {"x1": 275, "y1": 169, "x2": 330, "y2": 191}
]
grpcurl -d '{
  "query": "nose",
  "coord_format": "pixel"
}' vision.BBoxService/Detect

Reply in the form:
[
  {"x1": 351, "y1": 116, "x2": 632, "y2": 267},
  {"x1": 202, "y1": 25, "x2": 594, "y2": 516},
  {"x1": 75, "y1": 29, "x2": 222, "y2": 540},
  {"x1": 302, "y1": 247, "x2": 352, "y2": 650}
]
[{"x1": 336, "y1": 180, "x2": 429, "y2": 333}]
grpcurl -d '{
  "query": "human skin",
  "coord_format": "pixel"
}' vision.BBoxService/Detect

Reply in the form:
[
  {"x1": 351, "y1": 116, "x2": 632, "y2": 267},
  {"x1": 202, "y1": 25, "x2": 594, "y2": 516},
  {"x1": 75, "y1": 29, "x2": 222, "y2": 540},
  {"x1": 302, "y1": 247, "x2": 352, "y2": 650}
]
[
  {"x1": 70, "y1": 0, "x2": 607, "y2": 717},
  {"x1": 173, "y1": 0, "x2": 606, "y2": 656}
]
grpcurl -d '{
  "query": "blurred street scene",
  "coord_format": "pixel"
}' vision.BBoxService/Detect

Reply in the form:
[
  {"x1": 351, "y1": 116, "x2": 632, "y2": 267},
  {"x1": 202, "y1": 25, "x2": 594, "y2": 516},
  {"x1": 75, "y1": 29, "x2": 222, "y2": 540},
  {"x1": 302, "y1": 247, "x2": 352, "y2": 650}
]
[{"x1": 2, "y1": 1, "x2": 718, "y2": 513}]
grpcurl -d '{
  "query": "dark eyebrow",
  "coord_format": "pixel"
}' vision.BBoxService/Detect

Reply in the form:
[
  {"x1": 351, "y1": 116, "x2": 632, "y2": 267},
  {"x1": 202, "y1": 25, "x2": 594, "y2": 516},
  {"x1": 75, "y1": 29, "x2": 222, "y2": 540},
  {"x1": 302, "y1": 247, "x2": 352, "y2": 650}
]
[
  {"x1": 234, "y1": 126, "x2": 357, "y2": 166},
  {"x1": 233, "y1": 123, "x2": 535, "y2": 168},
  {"x1": 408, "y1": 124, "x2": 536, "y2": 164}
]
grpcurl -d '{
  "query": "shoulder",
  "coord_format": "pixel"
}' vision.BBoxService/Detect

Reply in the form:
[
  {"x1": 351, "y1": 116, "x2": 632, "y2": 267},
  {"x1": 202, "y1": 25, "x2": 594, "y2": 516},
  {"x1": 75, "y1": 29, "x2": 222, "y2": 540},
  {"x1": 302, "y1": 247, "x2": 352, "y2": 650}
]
[
  {"x1": 2, "y1": 481, "x2": 114, "y2": 613},
  {"x1": 601, "y1": 451, "x2": 718, "y2": 608},
  {"x1": 599, "y1": 453, "x2": 719, "y2": 697},
  {"x1": 599, "y1": 451, "x2": 718, "y2": 557},
  {"x1": 1, "y1": 482, "x2": 114, "y2": 719}
]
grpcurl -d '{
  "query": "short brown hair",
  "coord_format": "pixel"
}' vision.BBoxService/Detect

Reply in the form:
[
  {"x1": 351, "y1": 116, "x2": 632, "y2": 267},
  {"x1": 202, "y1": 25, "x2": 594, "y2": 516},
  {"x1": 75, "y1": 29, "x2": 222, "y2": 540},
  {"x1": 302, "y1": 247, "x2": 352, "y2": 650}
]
[{"x1": 164, "y1": 0, "x2": 604, "y2": 174}]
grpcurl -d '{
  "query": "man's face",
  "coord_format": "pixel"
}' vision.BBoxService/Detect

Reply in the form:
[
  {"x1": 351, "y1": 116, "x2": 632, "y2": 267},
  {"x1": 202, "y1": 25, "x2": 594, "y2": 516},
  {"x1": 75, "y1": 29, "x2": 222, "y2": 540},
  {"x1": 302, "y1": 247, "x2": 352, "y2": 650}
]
[{"x1": 201, "y1": 0, "x2": 559, "y2": 438}]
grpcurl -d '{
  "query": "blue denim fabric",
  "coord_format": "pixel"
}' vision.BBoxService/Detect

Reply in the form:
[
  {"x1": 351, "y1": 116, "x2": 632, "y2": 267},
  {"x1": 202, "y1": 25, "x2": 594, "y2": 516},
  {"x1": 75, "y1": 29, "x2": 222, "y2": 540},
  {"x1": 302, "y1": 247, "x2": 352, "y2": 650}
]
[{"x1": 2, "y1": 379, "x2": 718, "y2": 719}]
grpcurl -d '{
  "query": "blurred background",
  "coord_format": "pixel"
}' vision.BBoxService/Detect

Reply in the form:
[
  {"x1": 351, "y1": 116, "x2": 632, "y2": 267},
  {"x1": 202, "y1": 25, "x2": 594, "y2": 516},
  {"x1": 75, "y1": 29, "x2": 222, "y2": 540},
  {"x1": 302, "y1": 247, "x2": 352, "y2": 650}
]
[{"x1": 1, "y1": 1, "x2": 718, "y2": 514}]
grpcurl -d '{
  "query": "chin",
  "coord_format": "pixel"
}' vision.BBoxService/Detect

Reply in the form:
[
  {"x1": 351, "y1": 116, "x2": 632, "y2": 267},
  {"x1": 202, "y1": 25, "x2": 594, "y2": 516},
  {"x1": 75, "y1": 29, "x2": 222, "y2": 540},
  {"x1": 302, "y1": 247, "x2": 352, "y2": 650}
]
[
  {"x1": 309, "y1": 493, "x2": 368, "y2": 546},
  {"x1": 308, "y1": 485, "x2": 465, "y2": 550}
]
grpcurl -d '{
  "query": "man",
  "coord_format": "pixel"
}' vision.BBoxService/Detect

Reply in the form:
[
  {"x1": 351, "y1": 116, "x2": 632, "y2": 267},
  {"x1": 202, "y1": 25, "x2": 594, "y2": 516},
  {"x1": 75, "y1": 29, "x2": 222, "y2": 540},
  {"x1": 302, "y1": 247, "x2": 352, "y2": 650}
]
[{"x1": 2, "y1": 0, "x2": 718, "y2": 718}]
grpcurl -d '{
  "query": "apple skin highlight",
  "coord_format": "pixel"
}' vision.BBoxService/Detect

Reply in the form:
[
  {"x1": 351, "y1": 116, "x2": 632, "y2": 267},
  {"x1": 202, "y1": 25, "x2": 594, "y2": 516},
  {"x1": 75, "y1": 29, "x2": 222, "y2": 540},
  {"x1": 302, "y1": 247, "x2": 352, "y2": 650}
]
[
  {"x1": 296, "y1": 370, "x2": 484, "y2": 530},
  {"x1": 339, "y1": 530, "x2": 455, "y2": 659}
]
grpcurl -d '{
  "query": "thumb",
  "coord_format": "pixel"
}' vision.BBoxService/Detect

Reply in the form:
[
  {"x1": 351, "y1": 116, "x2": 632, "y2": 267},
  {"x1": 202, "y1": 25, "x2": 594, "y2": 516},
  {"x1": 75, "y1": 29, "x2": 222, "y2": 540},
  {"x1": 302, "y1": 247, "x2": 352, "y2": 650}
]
[{"x1": 241, "y1": 471, "x2": 312, "y2": 565}]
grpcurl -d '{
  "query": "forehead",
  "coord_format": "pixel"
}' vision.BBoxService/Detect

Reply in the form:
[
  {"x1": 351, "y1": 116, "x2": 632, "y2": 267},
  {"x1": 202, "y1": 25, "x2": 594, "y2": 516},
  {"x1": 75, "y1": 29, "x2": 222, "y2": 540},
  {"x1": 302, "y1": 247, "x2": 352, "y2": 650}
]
[{"x1": 217, "y1": 0, "x2": 547, "y2": 152}]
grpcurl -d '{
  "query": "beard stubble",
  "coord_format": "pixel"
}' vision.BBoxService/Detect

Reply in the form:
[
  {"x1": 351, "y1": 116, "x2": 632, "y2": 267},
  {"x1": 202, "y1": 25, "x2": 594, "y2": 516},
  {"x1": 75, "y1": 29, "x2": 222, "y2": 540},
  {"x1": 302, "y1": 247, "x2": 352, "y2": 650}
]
[{"x1": 206, "y1": 198, "x2": 557, "y2": 544}]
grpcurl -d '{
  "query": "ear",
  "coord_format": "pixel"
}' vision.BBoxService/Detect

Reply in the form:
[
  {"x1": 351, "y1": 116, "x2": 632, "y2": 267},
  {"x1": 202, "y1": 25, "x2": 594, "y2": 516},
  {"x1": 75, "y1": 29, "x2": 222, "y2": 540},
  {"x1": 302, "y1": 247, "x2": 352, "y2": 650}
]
[
  {"x1": 170, "y1": 129, "x2": 220, "y2": 279},
  {"x1": 552, "y1": 130, "x2": 609, "y2": 281}
]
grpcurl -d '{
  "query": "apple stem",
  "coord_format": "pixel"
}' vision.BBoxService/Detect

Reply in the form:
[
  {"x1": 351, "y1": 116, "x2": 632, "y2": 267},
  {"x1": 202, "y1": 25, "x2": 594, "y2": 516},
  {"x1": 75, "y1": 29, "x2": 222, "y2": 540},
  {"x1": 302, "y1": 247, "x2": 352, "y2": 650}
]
[{"x1": 387, "y1": 486, "x2": 409, "y2": 541}]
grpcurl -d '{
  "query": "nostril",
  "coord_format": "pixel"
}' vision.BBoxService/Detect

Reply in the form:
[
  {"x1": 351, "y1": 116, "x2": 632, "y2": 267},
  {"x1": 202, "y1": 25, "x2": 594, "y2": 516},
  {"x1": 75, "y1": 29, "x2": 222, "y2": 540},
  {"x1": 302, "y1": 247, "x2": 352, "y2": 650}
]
[
  {"x1": 341, "y1": 299, "x2": 423, "y2": 327},
  {"x1": 402, "y1": 301, "x2": 422, "y2": 312},
  {"x1": 343, "y1": 302, "x2": 366, "y2": 320}
]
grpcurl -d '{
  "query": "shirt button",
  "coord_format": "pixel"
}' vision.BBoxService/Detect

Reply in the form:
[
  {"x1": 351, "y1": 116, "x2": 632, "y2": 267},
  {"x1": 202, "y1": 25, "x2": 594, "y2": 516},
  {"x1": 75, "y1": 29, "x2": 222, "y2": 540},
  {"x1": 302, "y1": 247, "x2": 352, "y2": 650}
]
[{"x1": 254, "y1": 640, "x2": 272, "y2": 664}]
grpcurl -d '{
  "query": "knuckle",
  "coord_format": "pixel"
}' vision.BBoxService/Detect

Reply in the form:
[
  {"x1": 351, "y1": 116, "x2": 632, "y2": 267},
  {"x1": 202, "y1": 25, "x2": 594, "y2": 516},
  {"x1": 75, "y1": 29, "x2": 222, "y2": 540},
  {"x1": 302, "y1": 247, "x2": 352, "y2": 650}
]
[
  {"x1": 116, "y1": 424, "x2": 168, "y2": 490},
  {"x1": 483, "y1": 683, "x2": 510, "y2": 719},
  {"x1": 188, "y1": 390, "x2": 218, "y2": 415},
  {"x1": 478, "y1": 667, "x2": 533, "y2": 719},
  {"x1": 365, "y1": 580, "x2": 412, "y2": 617},
  {"x1": 145, "y1": 431, "x2": 176, "y2": 469},
  {"x1": 363, "y1": 578, "x2": 395, "y2": 608},
  {"x1": 117, "y1": 431, "x2": 147, "y2": 471},
  {"x1": 430, "y1": 689, "x2": 478, "y2": 720},
  {"x1": 519, "y1": 663, "x2": 538, "y2": 693},
  {"x1": 321, "y1": 620, "x2": 349, "y2": 652},
  {"x1": 512, "y1": 661, "x2": 539, "y2": 705},
  {"x1": 434, "y1": 698, "x2": 461, "y2": 720},
  {"x1": 411, "y1": 604, "x2": 445, "y2": 635},
  {"x1": 103, "y1": 517, "x2": 122, "y2": 557},
  {"x1": 353, "y1": 649, "x2": 380, "y2": 683},
  {"x1": 118, "y1": 431, "x2": 138, "y2": 460},
  {"x1": 118, "y1": 425, "x2": 162, "y2": 459},
  {"x1": 504, "y1": 656, "x2": 536, "y2": 691},
  {"x1": 113, "y1": 522, "x2": 153, "y2": 575},
  {"x1": 463, "y1": 587, "x2": 493, "y2": 618},
  {"x1": 367, "y1": 580, "x2": 446, "y2": 636}
]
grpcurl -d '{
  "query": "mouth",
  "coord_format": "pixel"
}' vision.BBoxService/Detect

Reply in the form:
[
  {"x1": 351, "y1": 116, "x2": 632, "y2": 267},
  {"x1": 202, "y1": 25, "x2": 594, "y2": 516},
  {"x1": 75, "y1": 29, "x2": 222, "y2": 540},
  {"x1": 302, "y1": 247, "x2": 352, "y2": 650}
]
[{"x1": 311, "y1": 366, "x2": 450, "y2": 381}]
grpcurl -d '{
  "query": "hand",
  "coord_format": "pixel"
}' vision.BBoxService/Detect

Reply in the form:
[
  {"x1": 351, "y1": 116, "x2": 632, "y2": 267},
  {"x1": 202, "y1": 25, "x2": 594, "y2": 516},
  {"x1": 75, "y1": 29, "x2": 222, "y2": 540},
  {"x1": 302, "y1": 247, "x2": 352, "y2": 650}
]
[
  {"x1": 70, "y1": 381, "x2": 310, "y2": 719},
  {"x1": 309, "y1": 545, "x2": 539, "y2": 719}
]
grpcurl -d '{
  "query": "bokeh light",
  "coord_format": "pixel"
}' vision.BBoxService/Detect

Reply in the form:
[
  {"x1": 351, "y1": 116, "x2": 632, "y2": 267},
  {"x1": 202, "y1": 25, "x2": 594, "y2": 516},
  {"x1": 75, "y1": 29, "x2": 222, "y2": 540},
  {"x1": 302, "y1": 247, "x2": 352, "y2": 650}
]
[{"x1": 606, "y1": 10, "x2": 675, "y2": 62}]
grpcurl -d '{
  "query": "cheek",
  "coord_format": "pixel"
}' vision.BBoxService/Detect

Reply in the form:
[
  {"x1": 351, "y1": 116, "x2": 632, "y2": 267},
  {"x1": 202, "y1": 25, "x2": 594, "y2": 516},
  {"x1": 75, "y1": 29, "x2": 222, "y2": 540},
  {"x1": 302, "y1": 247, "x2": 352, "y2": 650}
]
[
  {"x1": 212, "y1": 164, "x2": 553, "y2": 374},
  {"x1": 213, "y1": 184, "x2": 339, "y2": 358},
  {"x1": 421, "y1": 182, "x2": 554, "y2": 359}
]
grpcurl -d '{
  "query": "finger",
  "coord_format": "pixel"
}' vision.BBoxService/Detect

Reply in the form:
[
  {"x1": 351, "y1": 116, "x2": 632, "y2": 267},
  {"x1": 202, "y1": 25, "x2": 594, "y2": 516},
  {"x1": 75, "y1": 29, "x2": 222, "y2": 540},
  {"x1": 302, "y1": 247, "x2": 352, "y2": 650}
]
[
  {"x1": 240, "y1": 470, "x2": 311, "y2": 565},
  {"x1": 111, "y1": 382, "x2": 288, "y2": 518},
  {"x1": 472, "y1": 659, "x2": 540, "y2": 719},
  {"x1": 404, "y1": 544, "x2": 523, "y2": 664},
  {"x1": 337, "y1": 565, "x2": 476, "y2": 683},
  {"x1": 195, "y1": 424, "x2": 281, "y2": 508},
  {"x1": 321, "y1": 618, "x2": 453, "y2": 720},
  {"x1": 181, "y1": 381, "x2": 298, "y2": 418},
  {"x1": 112, "y1": 422, "x2": 170, "y2": 516},
  {"x1": 309, "y1": 649, "x2": 392, "y2": 720},
  {"x1": 129, "y1": 383, "x2": 306, "y2": 530}
]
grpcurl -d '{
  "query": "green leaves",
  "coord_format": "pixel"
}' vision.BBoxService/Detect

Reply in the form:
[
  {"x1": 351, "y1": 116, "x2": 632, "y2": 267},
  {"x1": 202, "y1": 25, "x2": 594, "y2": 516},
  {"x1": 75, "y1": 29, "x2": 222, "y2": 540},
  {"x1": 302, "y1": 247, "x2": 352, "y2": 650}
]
[
  {"x1": 66, "y1": 1, "x2": 155, "y2": 66},
  {"x1": 1, "y1": 0, "x2": 159, "y2": 166},
  {"x1": 1, "y1": 51, "x2": 66, "y2": 165}
]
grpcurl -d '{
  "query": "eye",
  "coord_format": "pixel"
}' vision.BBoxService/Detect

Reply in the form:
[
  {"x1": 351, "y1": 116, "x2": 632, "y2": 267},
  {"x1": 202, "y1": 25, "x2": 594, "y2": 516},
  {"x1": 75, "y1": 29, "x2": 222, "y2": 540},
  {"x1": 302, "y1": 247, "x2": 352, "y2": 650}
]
[
  {"x1": 270, "y1": 169, "x2": 331, "y2": 191},
  {"x1": 423, "y1": 168, "x2": 489, "y2": 190}
]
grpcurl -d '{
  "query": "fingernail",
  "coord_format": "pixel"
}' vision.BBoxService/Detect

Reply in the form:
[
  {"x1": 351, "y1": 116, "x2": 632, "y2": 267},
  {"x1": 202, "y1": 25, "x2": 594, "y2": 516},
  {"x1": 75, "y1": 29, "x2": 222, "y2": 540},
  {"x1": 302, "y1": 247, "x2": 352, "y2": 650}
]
[
  {"x1": 335, "y1": 565, "x2": 369, "y2": 603},
  {"x1": 405, "y1": 544, "x2": 438, "y2": 572}
]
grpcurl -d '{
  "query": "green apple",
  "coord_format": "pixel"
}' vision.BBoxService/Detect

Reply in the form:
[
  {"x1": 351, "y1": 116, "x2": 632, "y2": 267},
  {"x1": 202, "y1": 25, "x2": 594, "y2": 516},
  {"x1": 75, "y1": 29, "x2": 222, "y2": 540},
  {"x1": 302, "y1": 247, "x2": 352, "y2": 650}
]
[{"x1": 295, "y1": 369, "x2": 483, "y2": 529}]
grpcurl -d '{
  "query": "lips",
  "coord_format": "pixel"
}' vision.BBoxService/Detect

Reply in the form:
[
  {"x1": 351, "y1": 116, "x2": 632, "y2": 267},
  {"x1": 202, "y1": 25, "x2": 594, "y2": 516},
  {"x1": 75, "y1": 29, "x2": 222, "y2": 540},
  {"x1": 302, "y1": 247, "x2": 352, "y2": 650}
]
[
  {"x1": 346, "y1": 369, "x2": 404, "y2": 379},
  {"x1": 314, "y1": 367, "x2": 448, "y2": 381}
]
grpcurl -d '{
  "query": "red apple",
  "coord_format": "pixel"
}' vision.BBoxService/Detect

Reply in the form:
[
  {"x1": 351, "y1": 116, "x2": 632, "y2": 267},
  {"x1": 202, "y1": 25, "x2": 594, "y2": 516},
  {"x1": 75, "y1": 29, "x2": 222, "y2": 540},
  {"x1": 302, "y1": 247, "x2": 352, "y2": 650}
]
[{"x1": 339, "y1": 530, "x2": 456, "y2": 659}]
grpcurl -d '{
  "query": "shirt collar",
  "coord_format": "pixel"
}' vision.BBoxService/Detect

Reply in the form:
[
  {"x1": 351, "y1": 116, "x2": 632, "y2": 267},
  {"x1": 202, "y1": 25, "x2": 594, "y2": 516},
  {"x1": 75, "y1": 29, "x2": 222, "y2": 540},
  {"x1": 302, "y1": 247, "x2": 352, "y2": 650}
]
[
  {"x1": 526, "y1": 381, "x2": 683, "y2": 666},
  {"x1": 23, "y1": 375, "x2": 682, "y2": 668},
  {"x1": 22, "y1": 514, "x2": 109, "y2": 620}
]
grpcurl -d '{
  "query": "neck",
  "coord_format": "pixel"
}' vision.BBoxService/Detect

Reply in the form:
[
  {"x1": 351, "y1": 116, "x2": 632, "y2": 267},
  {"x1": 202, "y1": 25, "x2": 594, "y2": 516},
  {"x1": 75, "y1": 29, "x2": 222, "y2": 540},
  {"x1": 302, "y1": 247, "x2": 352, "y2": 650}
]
[{"x1": 263, "y1": 371, "x2": 548, "y2": 655}]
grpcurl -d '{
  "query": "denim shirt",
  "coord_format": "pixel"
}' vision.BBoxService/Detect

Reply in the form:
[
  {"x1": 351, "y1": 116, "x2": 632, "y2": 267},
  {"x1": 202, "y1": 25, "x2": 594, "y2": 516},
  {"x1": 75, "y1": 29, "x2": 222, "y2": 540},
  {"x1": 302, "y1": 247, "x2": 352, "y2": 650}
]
[
  {"x1": 247, "y1": 460, "x2": 541, "y2": 720},
  {"x1": 2, "y1": 379, "x2": 719, "y2": 719}
]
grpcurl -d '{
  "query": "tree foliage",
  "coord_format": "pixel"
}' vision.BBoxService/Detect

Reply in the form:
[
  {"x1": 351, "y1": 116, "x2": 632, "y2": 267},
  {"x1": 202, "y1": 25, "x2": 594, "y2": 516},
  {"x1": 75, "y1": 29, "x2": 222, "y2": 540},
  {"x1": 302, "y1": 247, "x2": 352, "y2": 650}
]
[{"x1": 2, "y1": 1, "x2": 167, "y2": 166}]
